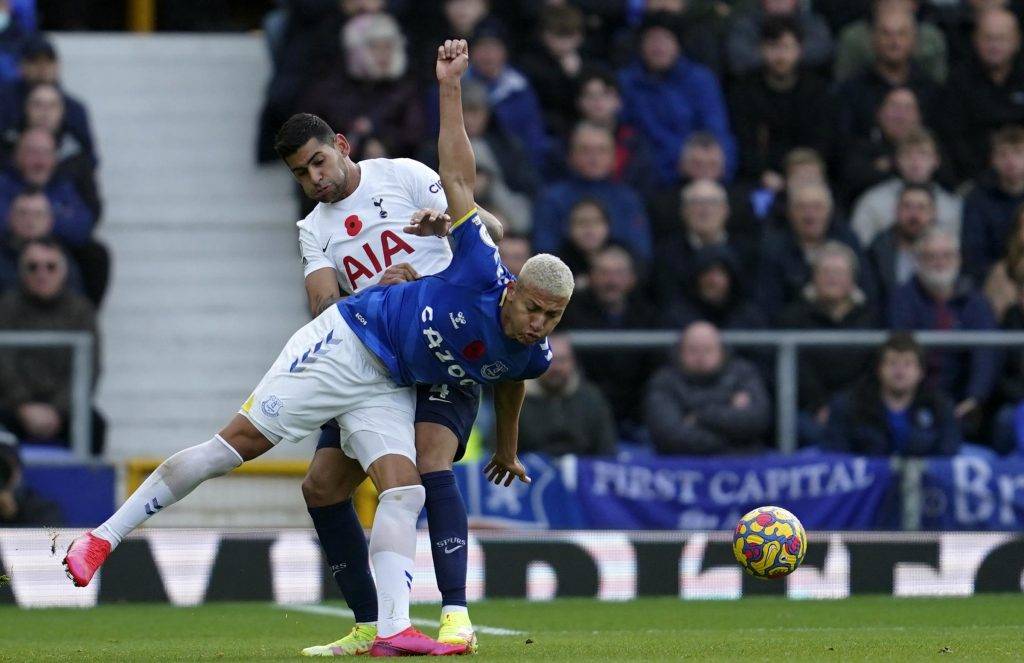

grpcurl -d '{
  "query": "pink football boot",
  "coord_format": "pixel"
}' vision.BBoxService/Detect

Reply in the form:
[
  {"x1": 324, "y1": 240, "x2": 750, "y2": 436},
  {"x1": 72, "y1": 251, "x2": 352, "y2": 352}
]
[
  {"x1": 62, "y1": 532, "x2": 111, "y2": 587},
  {"x1": 370, "y1": 626, "x2": 468, "y2": 657}
]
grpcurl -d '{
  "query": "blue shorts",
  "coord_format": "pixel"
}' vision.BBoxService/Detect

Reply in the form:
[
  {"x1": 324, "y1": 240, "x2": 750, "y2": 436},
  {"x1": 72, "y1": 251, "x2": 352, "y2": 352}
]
[{"x1": 315, "y1": 383, "x2": 480, "y2": 462}]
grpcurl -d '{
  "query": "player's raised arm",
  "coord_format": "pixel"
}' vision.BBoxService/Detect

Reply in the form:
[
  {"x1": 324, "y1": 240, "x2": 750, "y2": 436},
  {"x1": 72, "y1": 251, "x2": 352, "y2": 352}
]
[{"x1": 435, "y1": 39, "x2": 476, "y2": 225}]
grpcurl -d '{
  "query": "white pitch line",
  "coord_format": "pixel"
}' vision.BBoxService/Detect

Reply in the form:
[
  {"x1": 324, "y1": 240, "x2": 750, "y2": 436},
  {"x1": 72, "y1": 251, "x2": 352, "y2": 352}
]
[{"x1": 276, "y1": 603, "x2": 524, "y2": 636}]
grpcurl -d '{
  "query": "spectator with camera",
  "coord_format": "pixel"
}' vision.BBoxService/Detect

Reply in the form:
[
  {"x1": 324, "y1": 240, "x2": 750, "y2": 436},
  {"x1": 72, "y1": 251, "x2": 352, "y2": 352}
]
[
  {"x1": 0, "y1": 238, "x2": 102, "y2": 453},
  {"x1": 518, "y1": 334, "x2": 617, "y2": 457},
  {"x1": 645, "y1": 321, "x2": 771, "y2": 455},
  {"x1": 824, "y1": 333, "x2": 960, "y2": 456}
]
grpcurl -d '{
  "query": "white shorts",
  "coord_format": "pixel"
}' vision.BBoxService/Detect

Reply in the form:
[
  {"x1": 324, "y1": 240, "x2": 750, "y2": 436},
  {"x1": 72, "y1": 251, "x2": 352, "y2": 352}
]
[{"x1": 239, "y1": 305, "x2": 416, "y2": 469}]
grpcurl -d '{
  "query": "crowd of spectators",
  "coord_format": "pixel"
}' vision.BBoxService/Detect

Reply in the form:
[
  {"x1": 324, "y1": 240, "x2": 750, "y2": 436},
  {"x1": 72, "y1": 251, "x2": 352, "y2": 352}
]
[
  {"x1": 0, "y1": 21, "x2": 106, "y2": 458},
  {"x1": 260, "y1": 0, "x2": 1024, "y2": 459}
]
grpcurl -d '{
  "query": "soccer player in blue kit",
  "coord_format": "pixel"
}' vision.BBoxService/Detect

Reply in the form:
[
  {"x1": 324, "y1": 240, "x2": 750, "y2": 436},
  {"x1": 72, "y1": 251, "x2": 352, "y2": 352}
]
[{"x1": 64, "y1": 38, "x2": 573, "y2": 657}]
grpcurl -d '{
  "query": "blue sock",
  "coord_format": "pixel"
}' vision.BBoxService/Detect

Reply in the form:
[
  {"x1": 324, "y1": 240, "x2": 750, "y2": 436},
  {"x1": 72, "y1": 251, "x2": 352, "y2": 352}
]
[
  {"x1": 308, "y1": 499, "x2": 378, "y2": 623},
  {"x1": 421, "y1": 470, "x2": 468, "y2": 607}
]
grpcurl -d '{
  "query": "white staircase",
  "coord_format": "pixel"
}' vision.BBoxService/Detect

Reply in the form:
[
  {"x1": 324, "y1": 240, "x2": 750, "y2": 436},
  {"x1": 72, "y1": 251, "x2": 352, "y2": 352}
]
[{"x1": 55, "y1": 35, "x2": 311, "y2": 460}]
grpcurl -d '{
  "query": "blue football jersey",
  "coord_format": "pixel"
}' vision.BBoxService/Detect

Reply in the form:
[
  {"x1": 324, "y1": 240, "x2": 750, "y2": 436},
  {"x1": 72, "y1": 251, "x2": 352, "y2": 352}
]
[{"x1": 337, "y1": 209, "x2": 553, "y2": 387}]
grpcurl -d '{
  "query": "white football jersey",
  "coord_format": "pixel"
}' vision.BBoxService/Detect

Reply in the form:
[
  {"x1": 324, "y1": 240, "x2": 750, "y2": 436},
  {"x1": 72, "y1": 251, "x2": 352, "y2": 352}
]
[{"x1": 297, "y1": 158, "x2": 452, "y2": 294}]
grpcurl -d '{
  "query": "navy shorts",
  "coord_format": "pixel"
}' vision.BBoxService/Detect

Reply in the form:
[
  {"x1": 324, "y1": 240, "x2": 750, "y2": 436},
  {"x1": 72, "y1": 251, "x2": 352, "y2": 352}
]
[{"x1": 315, "y1": 383, "x2": 480, "y2": 462}]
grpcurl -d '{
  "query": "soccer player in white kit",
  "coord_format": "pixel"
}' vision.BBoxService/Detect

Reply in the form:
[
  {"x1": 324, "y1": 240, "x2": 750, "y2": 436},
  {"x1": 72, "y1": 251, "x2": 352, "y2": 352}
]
[{"x1": 275, "y1": 113, "x2": 504, "y2": 655}]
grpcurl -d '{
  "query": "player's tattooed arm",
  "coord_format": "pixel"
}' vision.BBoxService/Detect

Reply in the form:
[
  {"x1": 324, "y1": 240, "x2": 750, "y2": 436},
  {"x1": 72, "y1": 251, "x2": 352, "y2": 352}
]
[
  {"x1": 305, "y1": 267, "x2": 342, "y2": 317},
  {"x1": 485, "y1": 380, "x2": 531, "y2": 487}
]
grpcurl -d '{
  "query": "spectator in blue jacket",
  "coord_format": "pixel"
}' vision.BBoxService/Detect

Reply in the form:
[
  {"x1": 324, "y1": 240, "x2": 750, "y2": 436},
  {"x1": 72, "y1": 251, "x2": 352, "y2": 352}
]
[
  {"x1": 0, "y1": 0, "x2": 30, "y2": 84},
  {"x1": 824, "y1": 333, "x2": 960, "y2": 456},
  {"x1": 467, "y1": 24, "x2": 548, "y2": 171},
  {"x1": 532, "y1": 122, "x2": 652, "y2": 262},
  {"x1": 0, "y1": 37, "x2": 96, "y2": 169},
  {"x1": 618, "y1": 12, "x2": 736, "y2": 186},
  {"x1": 0, "y1": 129, "x2": 95, "y2": 246},
  {"x1": 889, "y1": 228, "x2": 999, "y2": 424},
  {"x1": 961, "y1": 126, "x2": 1024, "y2": 283}
]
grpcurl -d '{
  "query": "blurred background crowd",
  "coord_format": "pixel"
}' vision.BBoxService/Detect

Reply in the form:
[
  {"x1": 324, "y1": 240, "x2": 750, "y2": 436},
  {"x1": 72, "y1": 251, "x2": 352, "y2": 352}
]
[{"x1": 5, "y1": 0, "x2": 1024, "y2": 509}]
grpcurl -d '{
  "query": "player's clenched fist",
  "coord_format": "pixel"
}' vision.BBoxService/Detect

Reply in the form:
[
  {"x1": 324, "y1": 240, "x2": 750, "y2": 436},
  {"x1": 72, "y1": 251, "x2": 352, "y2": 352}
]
[{"x1": 436, "y1": 39, "x2": 469, "y2": 82}]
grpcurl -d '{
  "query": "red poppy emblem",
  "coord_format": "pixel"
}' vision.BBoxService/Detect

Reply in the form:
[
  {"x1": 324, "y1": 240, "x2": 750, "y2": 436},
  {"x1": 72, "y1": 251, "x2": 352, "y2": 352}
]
[
  {"x1": 344, "y1": 214, "x2": 363, "y2": 237},
  {"x1": 462, "y1": 340, "x2": 486, "y2": 360}
]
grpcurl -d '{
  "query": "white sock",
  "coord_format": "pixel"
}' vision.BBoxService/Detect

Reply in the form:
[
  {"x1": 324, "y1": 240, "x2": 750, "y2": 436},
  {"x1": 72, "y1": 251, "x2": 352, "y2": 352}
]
[
  {"x1": 92, "y1": 436, "x2": 242, "y2": 548},
  {"x1": 369, "y1": 484, "x2": 425, "y2": 638},
  {"x1": 442, "y1": 605, "x2": 468, "y2": 615}
]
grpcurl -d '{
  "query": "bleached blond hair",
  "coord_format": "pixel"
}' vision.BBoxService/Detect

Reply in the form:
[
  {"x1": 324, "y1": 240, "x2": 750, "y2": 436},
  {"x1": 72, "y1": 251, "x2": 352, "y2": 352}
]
[{"x1": 519, "y1": 253, "x2": 575, "y2": 299}]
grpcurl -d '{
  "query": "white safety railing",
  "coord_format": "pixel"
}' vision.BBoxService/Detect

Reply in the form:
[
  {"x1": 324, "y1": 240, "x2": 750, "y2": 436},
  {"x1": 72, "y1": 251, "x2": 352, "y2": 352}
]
[
  {"x1": 0, "y1": 331, "x2": 94, "y2": 462},
  {"x1": 567, "y1": 329, "x2": 1024, "y2": 454}
]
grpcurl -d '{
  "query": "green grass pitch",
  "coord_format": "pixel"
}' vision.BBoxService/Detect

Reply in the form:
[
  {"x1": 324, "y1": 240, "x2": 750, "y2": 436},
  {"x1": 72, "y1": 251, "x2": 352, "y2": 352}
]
[{"x1": 1, "y1": 596, "x2": 1022, "y2": 661}]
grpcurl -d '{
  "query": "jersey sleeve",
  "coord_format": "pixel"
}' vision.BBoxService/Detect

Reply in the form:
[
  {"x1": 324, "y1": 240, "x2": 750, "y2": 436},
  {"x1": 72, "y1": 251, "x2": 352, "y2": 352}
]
[
  {"x1": 392, "y1": 158, "x2": 448, "y2": 212},
  {"x1": 519, "y1": 337, "x2": 553, "y2": 380},
  {"x1": 438, "y1": 208, "x2": 508, "y2": 289},
  {"x1": 297, "y1": 221, "x2": 335, "y2": 278}
]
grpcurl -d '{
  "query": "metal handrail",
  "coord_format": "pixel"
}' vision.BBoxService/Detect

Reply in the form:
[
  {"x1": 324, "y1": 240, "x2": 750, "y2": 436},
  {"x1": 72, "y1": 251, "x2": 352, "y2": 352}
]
[
  {"x1": 0, "y1": 331, "x2": 94, "y2": 461},
  {"x1": 567, "y1": 329, "x2": 1024, "y2": 453}
]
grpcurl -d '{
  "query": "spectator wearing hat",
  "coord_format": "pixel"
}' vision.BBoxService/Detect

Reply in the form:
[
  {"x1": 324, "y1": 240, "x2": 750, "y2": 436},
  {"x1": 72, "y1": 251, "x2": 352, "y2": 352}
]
[
  {"x1": 0, "y1": 37, "x2": 95, "y2": 169},
  {"x1": 962, "y1": 126, "x2": 1024, "y2": 284},
  {"x1": 726, "y1": 0, "x2": 834, "y2": 76},
  {"x1": 0, "y1": 238, "x2": 103, "y2": 454},
  {"x1": 663, "y1": 245, "x2": 766, "y2": 331},
  {"x1": 834, "y1": 0, "x2": 949, "y2": 83},
  {"x1": 518, "y1": 334, "x2": 617, "y2": 457},
  {"x1": 645, "y1": 321, "x2": 771, "y2": 455},
  {"x1": 729, "y1": 15, "x2": 836, "y2": 189},
  {"x1": 296, "y1": 13, "x2": 423, "y2": 160},
  {"x1": 618, "y1": 11, "x2": 736, "y2": 186},
  {"x1": 778, "y1": 242, "x2": 880, "y2": 441},
  {"x1": 518, "y1": 4, "x2": 591, "y2": 139},
  {"x1": 836, "y1": 3, "x2": 942, "y2": 140},
  {"x1": 824, "y1": 333, "x2": 960, "y2": 456},
  {"x1": 850, "y1": 127, "x2": 961, "y2": 247},
  {"x1": 889, "y1": 228, "x2": 999, "y2": 425},
  {"x1": 532, "y1": 122, "x2": 652, "y2": 261},
  {"x1": 942, "y1": 7, "x2": 1024, "y2": 180}
]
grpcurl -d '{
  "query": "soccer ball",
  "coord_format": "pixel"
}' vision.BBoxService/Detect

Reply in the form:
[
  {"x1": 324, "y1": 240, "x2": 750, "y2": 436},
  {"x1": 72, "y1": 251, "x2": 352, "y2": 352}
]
[{"x1": 732, "y1": 506, "x2": 807, "y2": 579}]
